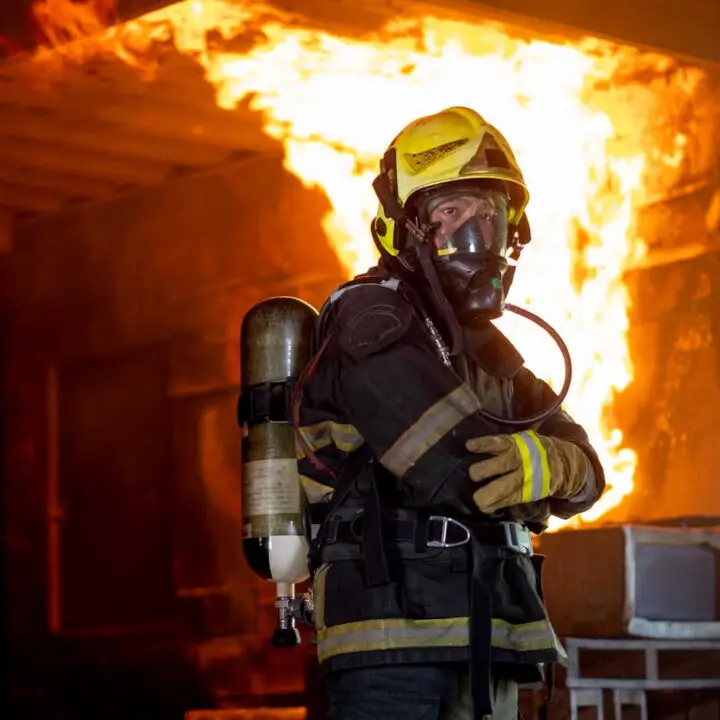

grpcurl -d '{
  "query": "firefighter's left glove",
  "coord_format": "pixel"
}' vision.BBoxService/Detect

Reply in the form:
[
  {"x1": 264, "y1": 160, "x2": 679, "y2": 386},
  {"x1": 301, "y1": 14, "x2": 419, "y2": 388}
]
[{"x1": 465, "y1": 431, "x2": 590, "y2": 514}]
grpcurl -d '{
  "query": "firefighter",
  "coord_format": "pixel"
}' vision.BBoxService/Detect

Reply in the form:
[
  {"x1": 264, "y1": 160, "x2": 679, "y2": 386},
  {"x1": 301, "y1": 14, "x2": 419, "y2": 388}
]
[{"x1": 294, "y1": 106, "x2": 605, "y2": 719}]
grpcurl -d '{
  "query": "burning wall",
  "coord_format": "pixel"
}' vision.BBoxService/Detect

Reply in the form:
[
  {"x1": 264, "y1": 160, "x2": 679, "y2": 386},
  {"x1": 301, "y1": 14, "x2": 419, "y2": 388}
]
[{"x1": 15, "y1": 0, "x2": 719, "y2": 526}]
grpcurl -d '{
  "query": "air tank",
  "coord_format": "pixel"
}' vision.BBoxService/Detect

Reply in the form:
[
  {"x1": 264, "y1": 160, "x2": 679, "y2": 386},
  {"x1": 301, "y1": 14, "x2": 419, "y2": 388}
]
[{"x1": 238, "y1": 296, "x2": 318, "y2": 647}]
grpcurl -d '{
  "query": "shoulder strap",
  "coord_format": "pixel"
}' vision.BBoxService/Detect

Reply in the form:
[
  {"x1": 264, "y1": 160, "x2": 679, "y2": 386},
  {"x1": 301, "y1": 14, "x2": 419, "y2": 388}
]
[
  {"x1": 307, "y1": 443, "x2": 373, "y2": 575},
  {"x1": 308, "y1": 274, "x2": 399, "y2": 587}
]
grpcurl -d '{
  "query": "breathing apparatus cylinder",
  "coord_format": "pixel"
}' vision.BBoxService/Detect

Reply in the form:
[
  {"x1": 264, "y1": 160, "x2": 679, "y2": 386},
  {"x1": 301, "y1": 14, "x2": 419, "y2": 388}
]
[{"x1": 237, "y1": 296, "x2": 318, "y2": 647}]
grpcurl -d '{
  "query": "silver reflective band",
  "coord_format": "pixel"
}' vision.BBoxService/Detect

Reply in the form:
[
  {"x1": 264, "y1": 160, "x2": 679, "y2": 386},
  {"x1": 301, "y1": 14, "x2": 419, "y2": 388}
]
[
  {"x1": 515, "y1": 431, "x2": 549, "y2": 502},
  {"x1": 328, "y1": 277, "x2": 400, "y2": 304},
  {"x1": 502, "y1": 522, "x2": 534, "y2": 556},
  {"x1": 427, "y1": 516, "x2": 471, "y2": 548}
]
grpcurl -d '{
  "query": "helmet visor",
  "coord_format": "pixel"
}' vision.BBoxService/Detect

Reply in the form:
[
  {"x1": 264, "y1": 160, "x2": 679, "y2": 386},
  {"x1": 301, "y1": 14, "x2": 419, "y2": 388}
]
[{"x1": 425, "y1": 188, "x2": 509, "y2": 257}]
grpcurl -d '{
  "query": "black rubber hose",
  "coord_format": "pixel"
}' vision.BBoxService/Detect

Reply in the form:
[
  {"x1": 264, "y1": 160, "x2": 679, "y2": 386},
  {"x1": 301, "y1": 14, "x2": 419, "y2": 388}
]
[{"x1": 478, "y1": 303, "x2": 573, "y2": 427}]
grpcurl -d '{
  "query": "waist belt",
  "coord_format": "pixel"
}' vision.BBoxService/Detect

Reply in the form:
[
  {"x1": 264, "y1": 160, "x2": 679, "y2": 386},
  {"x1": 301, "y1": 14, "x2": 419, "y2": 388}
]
[
  {"x1": 309, "y1": 507, "x2": 533, "y2": 557},
  {"x1": 309, "y1": 505, "x2": 535, "y2": 718}
]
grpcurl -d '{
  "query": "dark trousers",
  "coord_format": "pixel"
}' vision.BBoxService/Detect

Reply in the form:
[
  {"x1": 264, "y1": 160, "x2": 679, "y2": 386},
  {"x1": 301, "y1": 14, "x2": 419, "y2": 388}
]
[{"x1": 325, "y1": 663, "x2": 519, "y2": 720}]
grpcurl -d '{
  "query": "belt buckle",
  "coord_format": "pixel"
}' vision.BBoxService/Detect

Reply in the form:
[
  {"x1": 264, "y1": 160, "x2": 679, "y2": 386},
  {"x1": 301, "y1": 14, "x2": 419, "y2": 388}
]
[
  {"x1": 502, "y1": 522, "x2": 534, "y2": 556},
  {"x1": 321, "y1": 516, "x2": 340, "y2": 544},
  {"x1": 427, "y1": 516, "x2": 471, "y2": 548}
]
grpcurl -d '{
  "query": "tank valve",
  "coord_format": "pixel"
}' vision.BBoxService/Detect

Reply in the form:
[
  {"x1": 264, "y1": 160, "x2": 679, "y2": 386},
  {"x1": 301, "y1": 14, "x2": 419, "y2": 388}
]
[{"x1": 271, "y1": 583, "x2": 315, "y2": 648}]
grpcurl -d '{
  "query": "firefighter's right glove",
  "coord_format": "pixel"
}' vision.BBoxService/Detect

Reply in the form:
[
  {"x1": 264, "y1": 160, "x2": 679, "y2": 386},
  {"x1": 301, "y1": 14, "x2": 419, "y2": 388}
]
[{"x1": 465, "y1": 431, "x2": 590, "y2": 514}]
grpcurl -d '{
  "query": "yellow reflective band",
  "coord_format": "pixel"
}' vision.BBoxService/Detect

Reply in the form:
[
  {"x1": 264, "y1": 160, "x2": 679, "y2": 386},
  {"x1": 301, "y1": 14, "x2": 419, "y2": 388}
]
[
  {"x1": 316, "y1": 617, "x2": 558, "y2": 663},
  {"x1": 514, "y1": 430, "x2": 550, "y2": 503},
  {"x1": 299, "y1": 474, "x2": 334, "y2": 504},
  {"x1": 297, "y1": 421, "x2": 364, "y2": 454},
  {"x1": 515, "y1": 433, "x2": 534, "y2": 503},
  {"x1": 381, "y1": 385, "x2": 481, "y2": 477},
  {"x1": 529, "y1": 431, "x2": 551, "y2": 499}
]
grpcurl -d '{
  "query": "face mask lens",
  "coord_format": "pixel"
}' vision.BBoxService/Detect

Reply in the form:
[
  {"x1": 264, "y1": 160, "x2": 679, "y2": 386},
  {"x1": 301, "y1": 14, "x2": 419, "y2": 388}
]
[{"x1": 426, "y1": 190, "x2": 509, "y2": 257}]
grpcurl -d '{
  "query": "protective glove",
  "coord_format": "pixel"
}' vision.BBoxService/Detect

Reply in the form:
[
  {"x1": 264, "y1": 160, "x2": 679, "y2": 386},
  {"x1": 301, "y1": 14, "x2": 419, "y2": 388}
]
[{"x1": 465, "y1": 431, "x2": 591, "y2": 514}]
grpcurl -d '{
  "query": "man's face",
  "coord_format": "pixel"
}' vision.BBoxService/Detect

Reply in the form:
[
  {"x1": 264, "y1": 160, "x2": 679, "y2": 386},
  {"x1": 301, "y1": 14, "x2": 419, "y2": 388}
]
[{"x1": 423, "y1": 187, "x2": 509, "y2": 257}]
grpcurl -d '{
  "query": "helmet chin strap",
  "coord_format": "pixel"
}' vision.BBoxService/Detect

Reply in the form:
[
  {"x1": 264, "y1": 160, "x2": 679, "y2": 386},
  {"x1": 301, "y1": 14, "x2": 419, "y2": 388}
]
[
  {"x1": 405, "y1": 220, "x2": 464, "y2": 357},
  {"x1": 371, "y1": 171, "x2": 472, "y2": 356}
]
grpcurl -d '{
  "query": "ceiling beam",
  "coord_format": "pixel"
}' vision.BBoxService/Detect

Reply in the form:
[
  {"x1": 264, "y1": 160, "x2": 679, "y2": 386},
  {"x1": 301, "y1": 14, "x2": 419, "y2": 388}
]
[
  {"x1": 0, "y1": 106, "x2": 239, "y2": 167},
  {"x1": 87, "y1": 97, "x2": 279, "y2": 154},
  {"x1": 0, "y1": 136, "x2": 172, "y2": 187},
  {"x1": 0, "y1": 182, "x2": 65, "y2": 214},
  {"x1": 10, "y1": 146, "x2": 272, "y2": 228},
  {"x1": 0, "y1": 88, "x2": 280, "y2": 155},
  {"x1": 0, "y1": 161, "x2": 119, "y2": 201}
]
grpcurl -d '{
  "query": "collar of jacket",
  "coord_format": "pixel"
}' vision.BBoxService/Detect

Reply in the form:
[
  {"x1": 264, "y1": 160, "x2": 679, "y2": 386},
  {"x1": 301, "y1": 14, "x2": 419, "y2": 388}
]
[{"x1": 362, "y1": 263, "x2": 524, "y2": 378}]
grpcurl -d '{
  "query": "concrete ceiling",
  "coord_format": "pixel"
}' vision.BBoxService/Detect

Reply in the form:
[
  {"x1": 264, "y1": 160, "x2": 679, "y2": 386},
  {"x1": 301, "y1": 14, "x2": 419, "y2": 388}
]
[
  {"x1": 3, "y1": 0, "x2": 719, "y2": 65},
  {"x1": 0, "y1": 44, "x2": 282, "y2": 222},
  {"x1": 0, "y1": 0, "x2": 717, "y2": 224},
  {"x1": 456, "y1": 0, "x2": 720, "y2": 67}
]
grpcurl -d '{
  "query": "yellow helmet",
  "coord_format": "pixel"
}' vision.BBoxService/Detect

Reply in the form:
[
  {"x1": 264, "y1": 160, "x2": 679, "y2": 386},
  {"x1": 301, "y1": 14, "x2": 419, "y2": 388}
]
[{"x1": 371, "y1": 106, "x2": 530, "y2": 259}]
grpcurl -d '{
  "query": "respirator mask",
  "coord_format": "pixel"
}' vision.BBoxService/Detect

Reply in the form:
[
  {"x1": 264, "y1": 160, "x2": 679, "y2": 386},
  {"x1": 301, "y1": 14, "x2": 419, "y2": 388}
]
[{"x1": 415, "y1": 183, "x2": 512, "y2": 324}]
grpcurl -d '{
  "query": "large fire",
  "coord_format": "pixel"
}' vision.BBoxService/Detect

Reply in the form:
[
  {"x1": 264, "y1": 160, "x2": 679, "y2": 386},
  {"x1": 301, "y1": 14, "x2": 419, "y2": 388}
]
[{"x1": 25, "y1": 0, "x2": 698, "y2": 529}]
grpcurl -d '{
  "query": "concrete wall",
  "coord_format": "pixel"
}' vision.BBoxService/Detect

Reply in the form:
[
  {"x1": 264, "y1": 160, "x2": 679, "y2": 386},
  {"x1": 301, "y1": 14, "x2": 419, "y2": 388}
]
[{"x1": 2, "y1": 152, "x2": 345, "y2": 714}]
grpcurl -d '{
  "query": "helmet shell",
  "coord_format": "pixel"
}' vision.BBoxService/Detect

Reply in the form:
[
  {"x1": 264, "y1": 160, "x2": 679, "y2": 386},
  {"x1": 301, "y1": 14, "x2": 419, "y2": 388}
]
[{"x1": 372, "y1": 106, "x2": 529, "y2": 258}]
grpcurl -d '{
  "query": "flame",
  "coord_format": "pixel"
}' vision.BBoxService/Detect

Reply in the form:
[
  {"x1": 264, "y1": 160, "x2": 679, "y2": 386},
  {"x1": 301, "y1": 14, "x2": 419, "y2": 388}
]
[
  {"x1": 28, "y1": 0, "x2": 700, "y2": 529},
  {"x1": 32, "y1": 0, "x2": 118, "y2": 48}
]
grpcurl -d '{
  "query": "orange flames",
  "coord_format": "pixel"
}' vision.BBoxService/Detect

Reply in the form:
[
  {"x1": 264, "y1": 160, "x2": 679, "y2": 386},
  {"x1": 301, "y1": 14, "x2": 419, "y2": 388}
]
[
  {"x1": 27, "y1": 0, "x2": 698, "y2": 529},
  {"x1": 32, "y1": 0, "x2": 118, "y2": 48}
]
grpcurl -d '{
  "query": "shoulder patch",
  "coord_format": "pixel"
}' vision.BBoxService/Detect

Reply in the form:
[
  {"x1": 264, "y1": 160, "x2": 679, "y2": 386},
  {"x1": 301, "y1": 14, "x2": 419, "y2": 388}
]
[
  {"x1": 335, "y1": 284, "x2": 413, "y2": 359},
  {"x1": 316, "y1": 277, "x2": 399, "y2": 346}
]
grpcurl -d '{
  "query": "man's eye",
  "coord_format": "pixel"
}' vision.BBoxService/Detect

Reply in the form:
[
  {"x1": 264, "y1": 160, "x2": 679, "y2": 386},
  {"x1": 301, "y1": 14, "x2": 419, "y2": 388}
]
[{"x1": 442, "y1": 207, "x2": 456, "y2": 216}]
